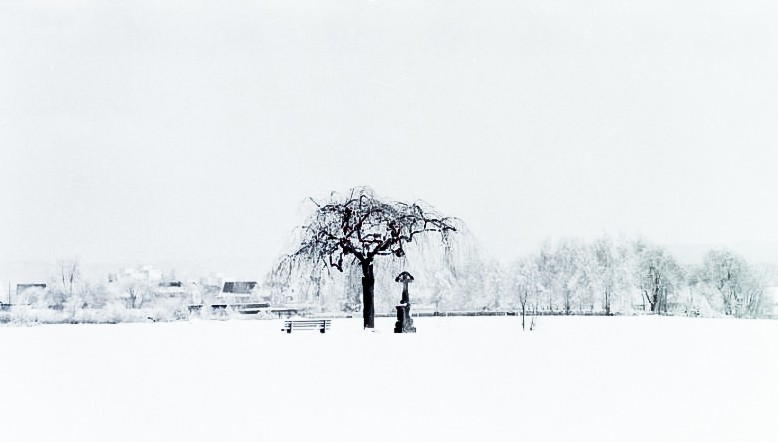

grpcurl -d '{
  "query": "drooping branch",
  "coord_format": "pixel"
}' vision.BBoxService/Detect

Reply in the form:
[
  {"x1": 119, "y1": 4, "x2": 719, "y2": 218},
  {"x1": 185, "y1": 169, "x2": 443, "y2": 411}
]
[{"x1": 288, "y1": 187, "x2": 458, "y2": 274}]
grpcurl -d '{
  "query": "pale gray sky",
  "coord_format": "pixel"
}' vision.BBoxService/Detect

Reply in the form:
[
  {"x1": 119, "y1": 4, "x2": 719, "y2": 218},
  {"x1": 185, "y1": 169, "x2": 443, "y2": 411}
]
[{"x1": 2, "y1": 1, "x2": 778, "y2": 280}]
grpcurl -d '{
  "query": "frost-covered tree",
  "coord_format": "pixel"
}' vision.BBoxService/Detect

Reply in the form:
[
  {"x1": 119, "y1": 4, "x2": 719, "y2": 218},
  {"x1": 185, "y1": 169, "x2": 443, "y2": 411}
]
[
  {"x1": 536, "y1": 240, "x2": 558, "y2": 312},
  {"x1": 532, "y1": 238, "x2": 595, "y2": 314},
  {"x1": 38, "y1": 259, "x2": 84, "y2": 310},
  {"x1": 58, "y1": 259, "x2": 80, "y2": 299},
  {"x1": 572, "y1": 241, "x2": 596, "y2": 312},
  {"x1": 683, "y1": 264, "x2": 708, "y2": 317},
  {"x1": 123, "y1": 279, "x2": 153, "y2": 309},
  {"x1": 590, "y1": 235, "x2": 638, "y2": 315},
  {"x1": 634, "y1": 243, "x2": 684, "y2": 314},
  {"x1": 699, "y1": 250, "x2": 763, "y2": 318},
  {"x1": 277, "y1": 187, "x2": 458, "y2": 328},
  {"x1": 612, "y1": 238, "x2": 639, "y2": 313},
  {"x1": 591, "y1": 235, "x2": 616, "y2": 315},
  {"x1": 555, "y1": 238, "x2": 579, "y2": 314},
  {"x1": 481, "y1": 260, "x2": 508, "y2": 311},
  {"x1": 511, "y1": 256, "x2": 540, "y2": 330}
]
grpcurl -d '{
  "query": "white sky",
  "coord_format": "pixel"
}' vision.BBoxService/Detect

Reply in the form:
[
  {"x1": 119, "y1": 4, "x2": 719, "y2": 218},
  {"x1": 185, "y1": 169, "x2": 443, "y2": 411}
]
[{"x1": 2, "y1": 1, "x2": 778, "y2": 280}]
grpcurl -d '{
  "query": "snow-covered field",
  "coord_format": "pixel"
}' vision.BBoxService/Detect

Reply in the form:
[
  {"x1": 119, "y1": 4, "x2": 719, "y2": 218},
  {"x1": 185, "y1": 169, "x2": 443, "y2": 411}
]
[{"x1": 1, "y1": 316, "x2": 775, "y2": 442}]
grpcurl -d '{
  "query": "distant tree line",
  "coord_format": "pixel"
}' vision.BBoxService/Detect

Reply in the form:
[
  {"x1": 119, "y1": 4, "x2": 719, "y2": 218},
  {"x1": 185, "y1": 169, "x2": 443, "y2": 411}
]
[
  {"x1": 1, "y1": 243, "x2": 771, "y2": 325},
  {"x1": 508, "y1": 236, "x2": 767, "y2": 319},
  {"x1": 267, "y1": 234, "x2": 771, "y2": 320}
]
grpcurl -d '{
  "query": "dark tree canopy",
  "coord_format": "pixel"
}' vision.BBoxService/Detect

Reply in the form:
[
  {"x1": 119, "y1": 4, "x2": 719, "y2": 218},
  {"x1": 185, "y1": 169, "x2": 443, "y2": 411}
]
[{"x1": 293, "y1": 187, "x2": 458, "y2": 272}]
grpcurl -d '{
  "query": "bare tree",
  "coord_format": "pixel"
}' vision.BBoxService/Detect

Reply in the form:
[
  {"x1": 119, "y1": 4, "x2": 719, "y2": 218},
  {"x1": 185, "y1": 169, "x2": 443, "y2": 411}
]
[
  {"x1": 513, "y1": 257, "x2": 539, "y2": 330},
  {"x1": 59, "y1": 259, "x2": 80, "y2": 299},
  {"x1": 279, "y1": 187, "x2": 457, "y2": 328}
]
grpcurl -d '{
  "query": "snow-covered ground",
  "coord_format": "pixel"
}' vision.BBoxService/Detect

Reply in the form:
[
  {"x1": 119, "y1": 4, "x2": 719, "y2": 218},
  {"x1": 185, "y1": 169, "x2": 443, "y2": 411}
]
[{"x1": 0, "y1": 316, "x2": 775, "y2": 442}]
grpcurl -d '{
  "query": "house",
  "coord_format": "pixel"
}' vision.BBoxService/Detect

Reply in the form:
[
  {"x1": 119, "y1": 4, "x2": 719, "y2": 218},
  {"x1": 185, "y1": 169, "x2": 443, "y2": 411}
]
[
  {"x1": 222, "y1": 281, "x2": 257, "y2": 294},
  {"x1": 13, "y1": 283, "x2": 47, "y2": 306},
  {"x1": 16, "y1": 283, "x2": 47, "y2": 298},
  {"x1": 155, "y1": 281, "x2": 188, "y2": 297},
  {"x1": 206, "y1": 281, "x2": 272, "y2": 314},
  {"x1": 17, "y1": 283, "x2": 47, "y2": 293},
  {"x1": 108, "y1": 265, "x2": 163, "y2": 284},
  {"x1": 217, "y1": 281, "x2": 259, "y2": 304}
]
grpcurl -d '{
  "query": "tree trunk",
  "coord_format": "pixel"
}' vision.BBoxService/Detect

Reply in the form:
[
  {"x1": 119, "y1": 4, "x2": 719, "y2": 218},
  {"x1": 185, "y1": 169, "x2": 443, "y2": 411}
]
[
  {"x1": 362, "y1": 262, "x2": 375, "y2": 329},
  {"x1": 648, "y1": 289, "x2": 659, "y2": 313}
]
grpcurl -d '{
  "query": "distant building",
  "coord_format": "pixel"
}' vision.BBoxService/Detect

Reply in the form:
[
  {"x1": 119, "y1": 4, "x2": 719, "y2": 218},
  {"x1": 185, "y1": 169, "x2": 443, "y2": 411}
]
[
  {"x1": 197, "y1": 273, "x2": 226, "y2": 302},
  {"x1": 108, "y1": 265, "x2": 163, "y2": 283},
  {"x1": 214, "y1": 281, "x2": 267, "y2": 305},
  {"x1": 222, "y1": 281, "x2": 258, "y2": 295},
  {"x1": 155, "y1": 281, "x2": 188, "y2": 298},
  {"x1": 16, "y1": 283, "x2": 47, "y2": 295},
  {"x1": 13, "y1": 283, "x2": 48, "y2": 306}
]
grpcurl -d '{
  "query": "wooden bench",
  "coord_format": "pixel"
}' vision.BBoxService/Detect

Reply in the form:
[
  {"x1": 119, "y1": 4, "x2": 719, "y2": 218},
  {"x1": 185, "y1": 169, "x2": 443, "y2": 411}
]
[{"x1": 281, "y1": 319, "x2": 331, "y2": 334}]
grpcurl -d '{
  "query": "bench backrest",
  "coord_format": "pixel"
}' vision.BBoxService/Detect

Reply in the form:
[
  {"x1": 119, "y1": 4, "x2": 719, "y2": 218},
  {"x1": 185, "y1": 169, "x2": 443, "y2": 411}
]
[{"x1": 284, "y1": 320, "x2": 331, "y2": 325}]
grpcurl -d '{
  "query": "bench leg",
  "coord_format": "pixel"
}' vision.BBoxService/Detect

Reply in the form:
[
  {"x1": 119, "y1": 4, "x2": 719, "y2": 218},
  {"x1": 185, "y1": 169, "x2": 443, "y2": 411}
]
[
  {"x1": 320, "y1": 327, "x2": 325, "y2": 333},
  {"x1": 287, "y1": 327, "x2": 292, "y2": 334}
]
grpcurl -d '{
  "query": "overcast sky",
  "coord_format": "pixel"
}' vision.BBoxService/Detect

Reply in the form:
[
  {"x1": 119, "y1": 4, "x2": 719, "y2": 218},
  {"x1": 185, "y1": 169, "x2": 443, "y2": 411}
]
[{"x1": 2, "y1": 1, "x2": 778, "y2": 280}]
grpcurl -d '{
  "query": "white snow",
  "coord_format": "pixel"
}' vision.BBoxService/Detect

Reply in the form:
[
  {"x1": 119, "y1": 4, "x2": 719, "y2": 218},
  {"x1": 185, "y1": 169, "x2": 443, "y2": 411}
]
[{"x1": 0, "y1": 316, "x2": 776, "y2": 442}]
